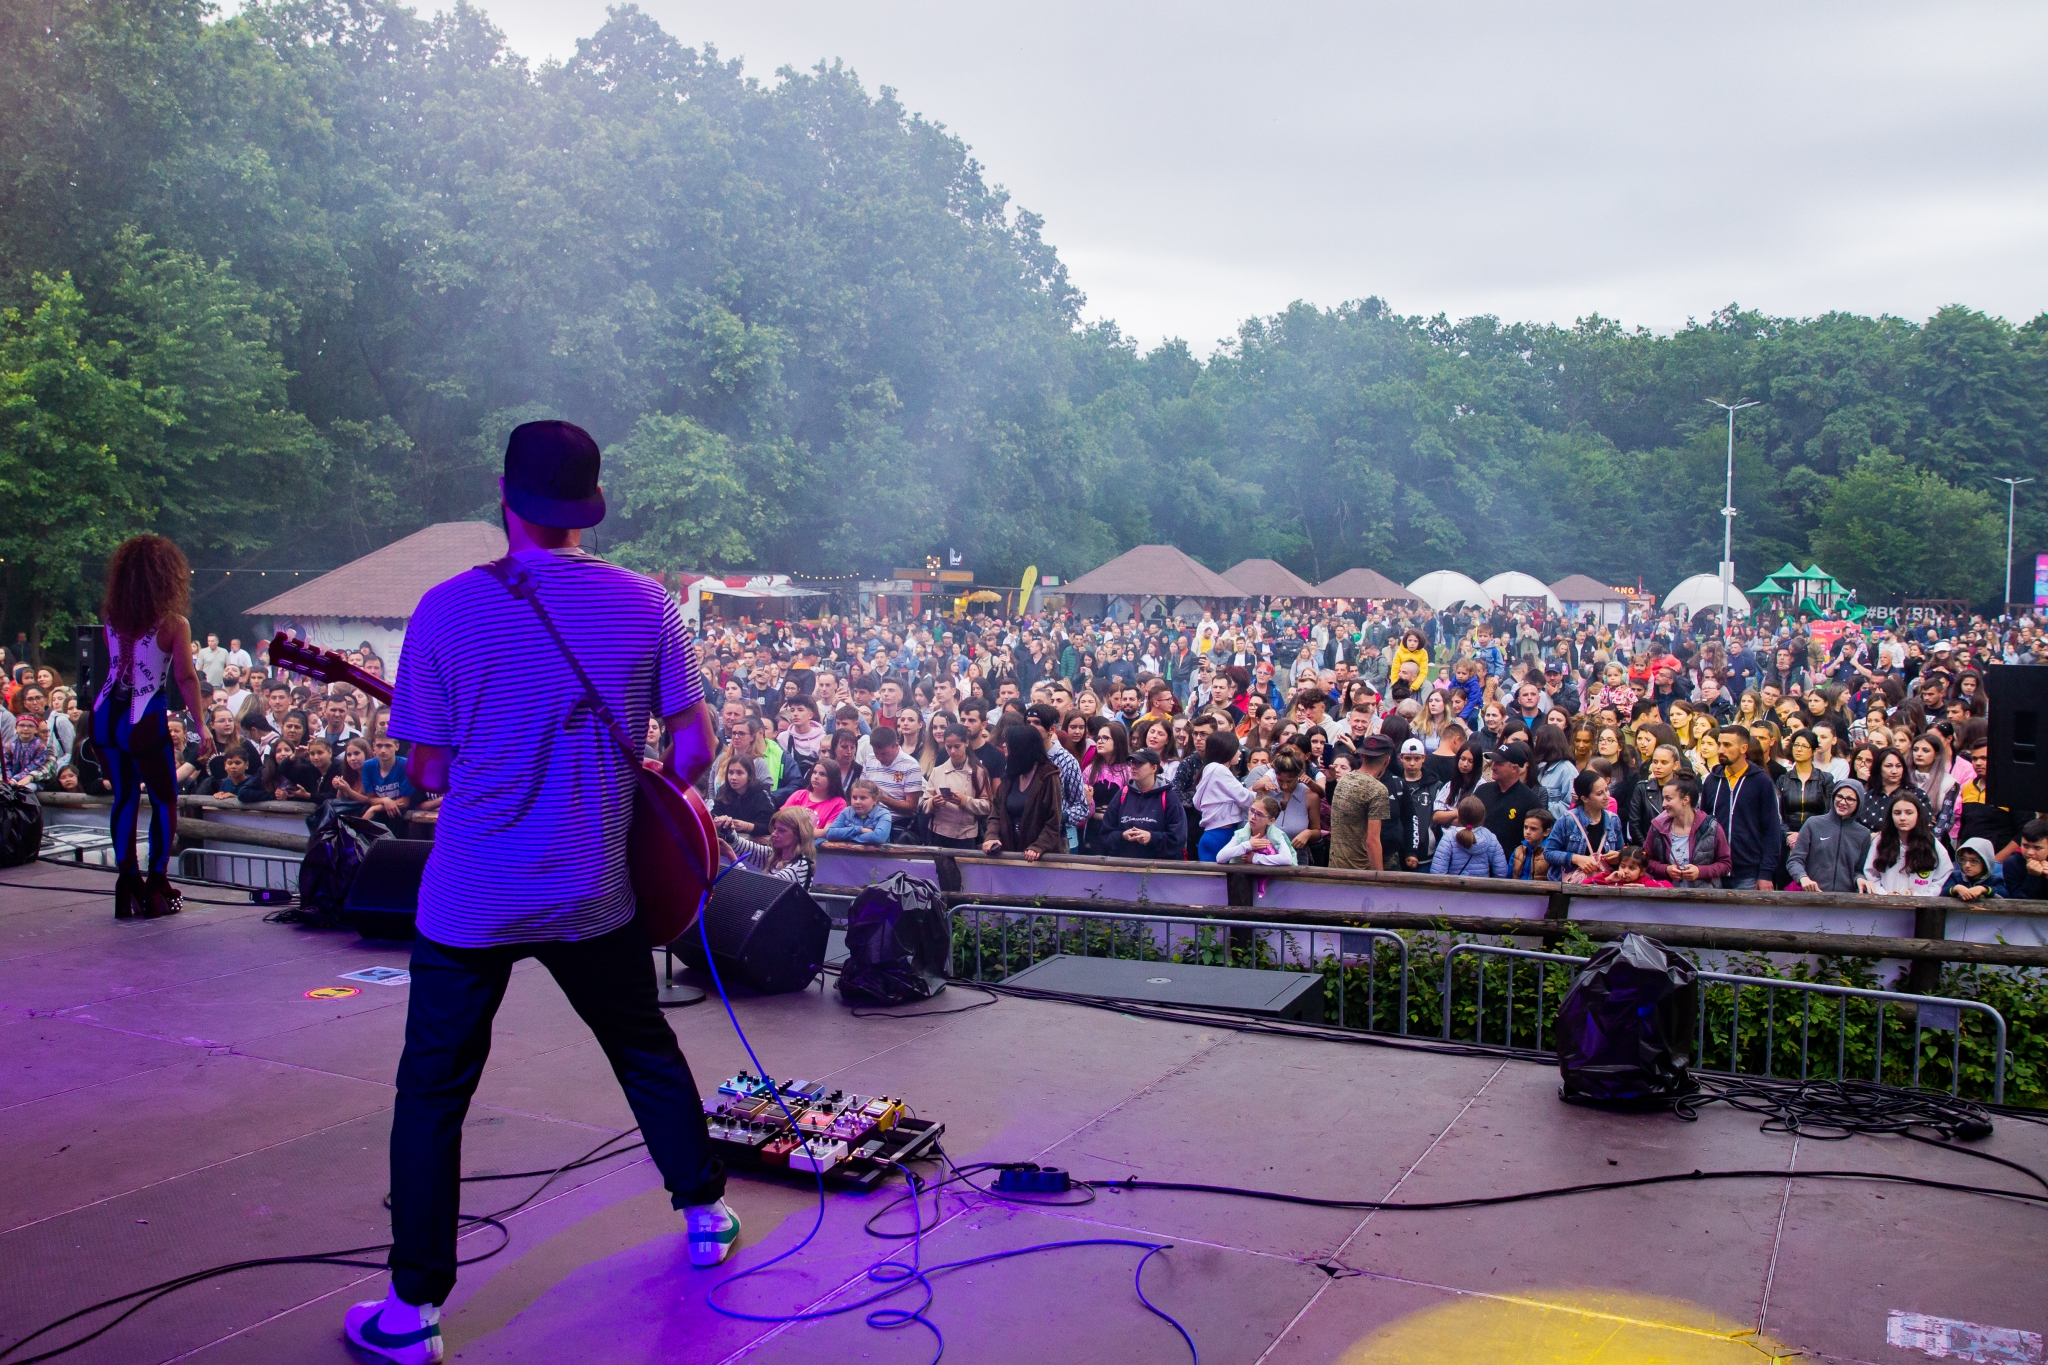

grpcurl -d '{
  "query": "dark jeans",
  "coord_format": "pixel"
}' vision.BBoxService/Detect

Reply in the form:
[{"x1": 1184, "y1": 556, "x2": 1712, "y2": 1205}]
[{"x1": 389, "y1": 920, "x2": 725, "y2": 1305}]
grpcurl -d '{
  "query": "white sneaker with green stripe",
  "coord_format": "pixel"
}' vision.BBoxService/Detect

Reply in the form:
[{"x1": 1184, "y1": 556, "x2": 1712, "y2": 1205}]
[
  {"x1": 343, "y1": 1288, "x2": 443, "y2": 1364},
  {"x1": 686, "y1": 1197, "x2": 742, "y2": 1266}
]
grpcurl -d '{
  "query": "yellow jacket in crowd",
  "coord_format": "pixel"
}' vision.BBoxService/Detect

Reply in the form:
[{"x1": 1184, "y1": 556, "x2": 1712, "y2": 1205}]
[{"x1": 1390, "y1": 642, "x2": 1432, "y2": 686}]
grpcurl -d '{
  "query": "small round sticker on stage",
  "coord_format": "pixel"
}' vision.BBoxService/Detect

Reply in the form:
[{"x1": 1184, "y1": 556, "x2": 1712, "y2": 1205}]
[{"x1": 305, "y1": 986, "x2": 360, "y2": 1000}]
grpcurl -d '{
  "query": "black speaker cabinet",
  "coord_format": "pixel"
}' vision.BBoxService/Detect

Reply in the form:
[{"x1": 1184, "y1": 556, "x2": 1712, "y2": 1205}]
[
  {"x1": 1984, "y1": 665, "x2": 2048, "y2": 814},
  {"x1": 674, "y1": 869, "x2": 830, "y2": 995},
  {"x1": 74, "y1": 624, "x2": 104, "y2": 707},
  {"x1": 343, "y1": 838, "x2": 428, "y2": 940}
]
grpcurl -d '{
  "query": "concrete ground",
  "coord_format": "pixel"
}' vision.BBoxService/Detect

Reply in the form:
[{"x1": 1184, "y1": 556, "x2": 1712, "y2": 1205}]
[{"x1": 2, "y1": 858, "x2": 2044, "y2": 1365}]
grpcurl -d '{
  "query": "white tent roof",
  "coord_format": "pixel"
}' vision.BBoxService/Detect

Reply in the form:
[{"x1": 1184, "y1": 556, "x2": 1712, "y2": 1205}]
[
  {"x1": 1406, "y1": 570, "x2": 1495, "y2": 611},
  {"x1": 1479, "y1": 571, "x2": 1563, "y2": 612},
  {"x1": 1663, "y1": 575, "x2": 1752, "y2": 619}
]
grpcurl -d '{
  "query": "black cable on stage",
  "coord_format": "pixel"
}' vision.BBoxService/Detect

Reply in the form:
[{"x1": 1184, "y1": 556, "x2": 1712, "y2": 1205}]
[
  {"x1": 0, "y1": 877, "x2": 258, "y2": 909},
  {"x1": 966, "y1": 976, "x2": 1552, "y2": 1064},
  {"x1": 1681, "y1": 1075, "x2": 1995, "y2": 1141},
  {"x1": 0, "y1": 1128, "x2": 650, "y2": 1364},
  {"x1": 1669, "y1": 1075, "x2": 2047, "y2": 1194},
  {"x1": 850, "y1": 983, "x2": 1002, "y2": 1020},
  {"x1": 1083, "y1": 1167, "x2": 2048, "y2": 1213},
  {"x1": 861, "y1": 1148, "x2": 1097, "y2": 1241}
]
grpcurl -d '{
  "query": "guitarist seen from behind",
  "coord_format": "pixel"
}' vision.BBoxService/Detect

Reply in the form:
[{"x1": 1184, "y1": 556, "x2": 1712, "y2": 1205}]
[{"x1": 342, "y1": 421, "x2": 733, "y2": 1365}]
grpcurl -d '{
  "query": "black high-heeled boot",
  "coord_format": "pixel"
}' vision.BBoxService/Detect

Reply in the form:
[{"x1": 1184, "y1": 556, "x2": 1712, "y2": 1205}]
[
  {"x1": 114, "y1": 870, "x2": 144, "y2": 920},
  {"x1": 143, "y1": 871, "x2": 183, "y2": 918}
]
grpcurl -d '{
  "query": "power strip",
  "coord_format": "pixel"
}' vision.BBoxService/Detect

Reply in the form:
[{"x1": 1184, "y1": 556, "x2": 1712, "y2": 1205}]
[{"x1": 994, "y1": 1165, "x2": 1072, "y2": 1194}]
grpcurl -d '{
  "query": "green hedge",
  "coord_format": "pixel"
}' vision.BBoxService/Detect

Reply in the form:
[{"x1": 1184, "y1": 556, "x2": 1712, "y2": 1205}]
[{"x1": 948, "y1": 912, "x2": 2048, "y2": 1106}]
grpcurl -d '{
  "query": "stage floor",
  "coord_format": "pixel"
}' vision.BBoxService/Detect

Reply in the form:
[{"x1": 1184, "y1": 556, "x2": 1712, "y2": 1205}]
[{"x1": 2, "y1": 859, "x2": 2044, "y2": 1365}]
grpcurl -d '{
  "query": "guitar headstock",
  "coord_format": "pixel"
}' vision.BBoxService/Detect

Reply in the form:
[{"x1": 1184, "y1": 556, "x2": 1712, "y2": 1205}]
[{"x1": 267, "y1": 632, "x2": 393, "y2": 703}]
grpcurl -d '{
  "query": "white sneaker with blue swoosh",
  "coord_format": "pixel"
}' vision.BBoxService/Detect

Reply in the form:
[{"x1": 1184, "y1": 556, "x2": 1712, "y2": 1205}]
[
  {"x1": 687, "y1": 1197, "x2": 742, "y2": 1267},
  {"x1": 344, "y1": 1288, "x2": 443, "y2": 1363}
]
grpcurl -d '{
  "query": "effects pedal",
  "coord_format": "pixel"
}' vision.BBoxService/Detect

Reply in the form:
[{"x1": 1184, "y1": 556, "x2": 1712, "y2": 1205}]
[{"x1": 703, "y1": 1074, "x2": 943, "y2": 1190}]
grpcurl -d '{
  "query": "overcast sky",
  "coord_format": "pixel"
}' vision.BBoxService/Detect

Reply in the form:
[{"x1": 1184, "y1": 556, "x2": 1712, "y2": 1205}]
[{"x1": 445, "y1": 0, "x2": 2048, "y2": 353}]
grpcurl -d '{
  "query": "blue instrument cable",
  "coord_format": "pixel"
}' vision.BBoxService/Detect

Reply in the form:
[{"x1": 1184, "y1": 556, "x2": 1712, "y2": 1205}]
[{"x1": 692, "y1": 864, "x2": 1199, "y2": 1364}]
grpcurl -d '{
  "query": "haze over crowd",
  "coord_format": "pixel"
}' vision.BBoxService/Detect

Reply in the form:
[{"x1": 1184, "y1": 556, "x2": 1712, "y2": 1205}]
[{"x1": 3, "y1": 0, "x2": 2046, "y2": 654}]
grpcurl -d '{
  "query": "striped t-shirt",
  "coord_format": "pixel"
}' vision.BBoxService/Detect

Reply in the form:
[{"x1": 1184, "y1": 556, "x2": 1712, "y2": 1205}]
[{"x1": 388, "y1": 548, "x2": 703, "y2": 947}]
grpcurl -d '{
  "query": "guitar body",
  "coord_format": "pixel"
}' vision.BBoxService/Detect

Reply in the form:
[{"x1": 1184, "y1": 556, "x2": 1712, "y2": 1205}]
[
  {"x1": 630, "y1": 764, "x2": 718, "y2": 947},
  {"x1": 269, "y1": 631, "x2": 720, "y2": 946}
]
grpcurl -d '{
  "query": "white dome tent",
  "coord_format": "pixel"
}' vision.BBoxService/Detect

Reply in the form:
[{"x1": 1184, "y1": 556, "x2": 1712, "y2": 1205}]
[
  {"x1": 1479, "y1": 571, "x2": 1563, "y2": 613},
  {"x1": 1405, "y1": 570, "x2": 1494, "y2": 611},
  {"x1": 1663, "y1": 575, "x2": 1751, "y2": 621}
]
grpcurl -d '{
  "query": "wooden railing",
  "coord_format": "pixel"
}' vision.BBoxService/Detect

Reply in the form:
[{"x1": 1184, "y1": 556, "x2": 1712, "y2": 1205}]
[{"x1": 32, "y1": 793, "x2": 2048, "y2": 968}]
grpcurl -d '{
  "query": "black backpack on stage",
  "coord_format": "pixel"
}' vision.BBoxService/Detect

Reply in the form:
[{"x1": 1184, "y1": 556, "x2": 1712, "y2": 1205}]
[
  {"x1": 837, "y1": 872, "x2": 952, "y2": 1006},
  {"x1": 0, "y1": 783, "x2": 42, "y2": 868},
  {"x1": 287, "y1": 809, "x2": 388, "y2": 928},
  {"x1": 1555, "y1": 933, "x2": 1700, "y2": 1106}
]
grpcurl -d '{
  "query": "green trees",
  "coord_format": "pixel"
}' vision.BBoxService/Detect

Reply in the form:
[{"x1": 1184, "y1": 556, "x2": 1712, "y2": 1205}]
[
  {"x1": 2, "y1": 0, "x2": 2045, "y2": 651},
  {"x1": 0, "y1": 275, "x2": 164, "y2": 642},
  {"x1": 0, "y1": 240, "x2": 320, "y2": 648},
  {"x1": 1811, "y1": 453, "x2": 2002, "y2": 601}
]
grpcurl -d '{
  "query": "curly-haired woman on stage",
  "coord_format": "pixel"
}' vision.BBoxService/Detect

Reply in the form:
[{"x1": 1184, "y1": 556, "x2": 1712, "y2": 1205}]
[{"x1": 93, "y1": 535, "x2": 205, "y2": 918}]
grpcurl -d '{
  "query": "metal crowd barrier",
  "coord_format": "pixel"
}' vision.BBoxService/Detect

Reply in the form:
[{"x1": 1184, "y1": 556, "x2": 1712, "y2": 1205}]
[
  {"x1": 949, "y1": 903, "x2": 1409, "y2": 1033},
  {"x1": 177, "y1": 847, "x2": 300, "y2": 892},
  {"x1": 1439, "y1": 943, "x2": 2009, "y2": 1104}
]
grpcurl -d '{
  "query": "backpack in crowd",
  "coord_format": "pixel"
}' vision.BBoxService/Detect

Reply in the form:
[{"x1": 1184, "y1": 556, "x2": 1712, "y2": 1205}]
[
  {"x1": 0, "y1": 782, "x2": 42, "y2": 868},
  {"x1": 1555, "y1": 933, "x2": 1700, "y2": 1106},
  {"x1": 837, "y1": 872, "x2": 952, "y2": 1006},
  {"x1": 288, "y1": 808, "x2": 389, "y2": 929}
]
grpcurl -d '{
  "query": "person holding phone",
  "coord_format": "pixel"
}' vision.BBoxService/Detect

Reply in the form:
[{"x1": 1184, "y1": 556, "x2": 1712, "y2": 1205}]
[{"x1": 1644, "y1": 772, "x2": 1731, "y2": 886}]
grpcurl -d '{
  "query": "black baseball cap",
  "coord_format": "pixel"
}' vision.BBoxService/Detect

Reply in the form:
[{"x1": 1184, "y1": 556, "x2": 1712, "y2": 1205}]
[
  {"x1": 1360, "y1": 733, "x2": 1396, "y2": 759},
  {"x1": 1487, "y1": 740, "x2": 1532, "y2": 766},
  {"x1": 504, "y1": 421, "x2": 606, "y2": 529}
]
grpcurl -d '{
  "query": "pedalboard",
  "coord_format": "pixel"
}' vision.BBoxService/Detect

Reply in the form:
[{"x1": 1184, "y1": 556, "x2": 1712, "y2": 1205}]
[{"x1": 704, "y1": 1073, "x2": 943, "y2": 1190}]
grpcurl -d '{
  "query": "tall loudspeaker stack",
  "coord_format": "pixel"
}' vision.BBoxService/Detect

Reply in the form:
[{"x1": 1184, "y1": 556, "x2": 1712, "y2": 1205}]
[
  {"x1": 674, "y1": 869, "x2": 830, "y2": 995},
  {"x1": 1983, "y1": 665, "x2": 2048, "y2": 814}
]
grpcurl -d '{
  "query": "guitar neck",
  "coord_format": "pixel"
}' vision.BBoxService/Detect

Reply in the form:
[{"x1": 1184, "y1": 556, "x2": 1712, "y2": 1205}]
[
  {"x1": 344, "y1": 674, "x2": 395, "y2": 706},
  {"x1": 267, "y1": 633, "x2": 394, "y2": 705}
]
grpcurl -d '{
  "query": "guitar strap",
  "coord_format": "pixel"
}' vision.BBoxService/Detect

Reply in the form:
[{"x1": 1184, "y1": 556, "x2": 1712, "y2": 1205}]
[
  {"x1": 475, "y1": 556, "x2": 716, "y2": 941},
  {"x1": 477, "y1": 555, "x2": 715, "y2": 891},
  {"x1": 477, "y1": 557, "x2": 644, "y2": 767}
]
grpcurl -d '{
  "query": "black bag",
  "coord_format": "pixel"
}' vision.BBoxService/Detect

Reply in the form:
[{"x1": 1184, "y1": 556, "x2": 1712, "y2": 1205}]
[
  {"x1": 290, "y1": 809, "x2": 389, "y2": 928},
  {"x1": 837, "y1": 872, "x2": 951, "y2": 1006},
  {"x1": 0, "y1": 783, "x2": 42, "y2": 868},
  {"x1": 1555, "y1": 933, "x2": 1700, "y2": 1105}
]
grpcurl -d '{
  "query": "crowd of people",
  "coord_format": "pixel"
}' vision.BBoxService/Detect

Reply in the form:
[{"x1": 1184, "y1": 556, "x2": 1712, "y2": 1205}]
[
  {"x1": 681, "y1": 594, "x2": 2048, "y2": 904},
  {"x1": 2, "y1": 632, "x2": 424, "y2": 833},
  {"x1": 7, "y1": 591, "x2": 2048, "y2": 905}
]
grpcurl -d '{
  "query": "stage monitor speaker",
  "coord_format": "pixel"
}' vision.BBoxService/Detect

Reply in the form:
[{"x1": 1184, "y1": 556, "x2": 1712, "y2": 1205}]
[
  {"x1": 343, "y1": 838, "x2": 428, "y2": 940},
  {"x1": 1983, "y1": 665, "x2": 2048, "y2": 814},
  {"x1": 674, "y1": 869, "x2": 830, "y2": 995}
]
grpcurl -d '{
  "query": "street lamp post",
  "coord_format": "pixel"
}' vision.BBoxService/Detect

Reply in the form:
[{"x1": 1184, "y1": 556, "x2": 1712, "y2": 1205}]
[
  {"x1": 1705, "y1": 399, "x2": 1759, "y2": 658},
  {"x1": 1995, "y1": 476, "x2": 2033, "y2": 615}
]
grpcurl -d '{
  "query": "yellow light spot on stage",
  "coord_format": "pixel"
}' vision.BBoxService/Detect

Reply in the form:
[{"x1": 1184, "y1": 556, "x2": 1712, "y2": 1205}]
[{"x1": 1338, "y1": 1289, "x2": 1799, "y2": 1363}]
